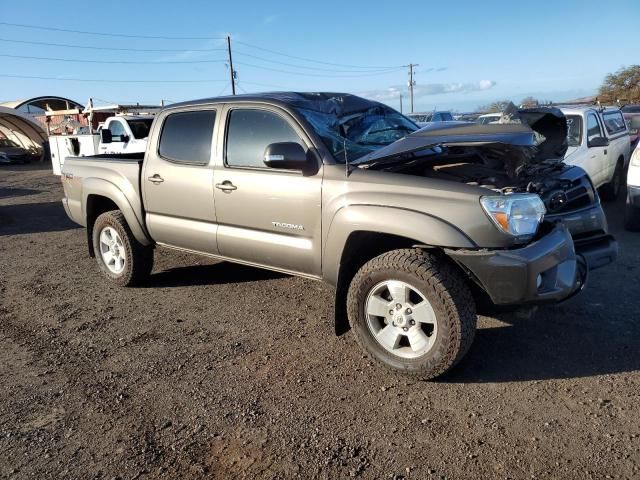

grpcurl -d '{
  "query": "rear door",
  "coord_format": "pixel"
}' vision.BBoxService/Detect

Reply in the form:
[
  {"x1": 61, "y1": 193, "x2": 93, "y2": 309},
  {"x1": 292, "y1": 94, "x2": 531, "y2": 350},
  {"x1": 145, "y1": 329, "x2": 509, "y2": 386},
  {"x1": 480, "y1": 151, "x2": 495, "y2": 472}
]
[
  {"x1": 212, "y1": 105, "x2": 322, "y2": 277},
  {"x1": 142, "y1": 107, "x2": 220, "y2": 254}
]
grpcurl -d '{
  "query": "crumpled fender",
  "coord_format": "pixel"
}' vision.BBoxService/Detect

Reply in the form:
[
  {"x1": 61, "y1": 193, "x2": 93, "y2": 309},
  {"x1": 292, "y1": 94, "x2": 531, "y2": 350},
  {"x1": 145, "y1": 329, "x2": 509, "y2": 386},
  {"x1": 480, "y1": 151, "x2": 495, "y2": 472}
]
[
  {"x1": 322, "y1": 204, "x2": 475, "y2": 285},
  {"x1": 82, "y1": 177, "x2": 152, "y2": 246}
]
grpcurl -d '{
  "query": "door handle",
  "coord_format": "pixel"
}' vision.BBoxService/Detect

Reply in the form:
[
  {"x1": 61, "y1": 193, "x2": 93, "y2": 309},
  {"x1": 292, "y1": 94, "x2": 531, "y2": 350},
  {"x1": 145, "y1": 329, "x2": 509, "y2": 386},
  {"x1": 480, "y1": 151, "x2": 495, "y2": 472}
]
[
  {"x1": 215, "y1": 181, "x2": 237, "y2": 192},
  {"x1": 147, "y1": 174, "x2": 164, "y2": 184}
]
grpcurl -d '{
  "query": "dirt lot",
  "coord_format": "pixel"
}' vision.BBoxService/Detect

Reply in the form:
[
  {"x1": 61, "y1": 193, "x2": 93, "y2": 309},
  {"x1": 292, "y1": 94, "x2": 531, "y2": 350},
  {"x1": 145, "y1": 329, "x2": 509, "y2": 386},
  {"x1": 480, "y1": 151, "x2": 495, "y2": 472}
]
[{"x1": 0, "y1": 163, "x2": 638, "y2": 480}]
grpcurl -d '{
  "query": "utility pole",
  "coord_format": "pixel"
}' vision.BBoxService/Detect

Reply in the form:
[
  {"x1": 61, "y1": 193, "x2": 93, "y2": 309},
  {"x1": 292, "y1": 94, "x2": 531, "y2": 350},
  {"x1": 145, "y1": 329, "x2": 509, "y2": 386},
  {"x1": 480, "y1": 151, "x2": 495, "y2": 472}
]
[
  {"x1": 405, "y1": 63, "x2": 418, "y2": 113},
  {"x1": 399, "y1": 93, "x2": 403, "y2": 113},
  {"x1": 226, "y1": 35, "x2": 236, "y2": 95}
]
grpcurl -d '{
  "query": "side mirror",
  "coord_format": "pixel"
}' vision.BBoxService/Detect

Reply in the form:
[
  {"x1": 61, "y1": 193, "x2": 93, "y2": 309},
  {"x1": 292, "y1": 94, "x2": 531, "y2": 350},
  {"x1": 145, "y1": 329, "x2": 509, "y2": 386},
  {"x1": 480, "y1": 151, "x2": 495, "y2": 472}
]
[
  {"x1": 589, "y1": 136, "x2": 609, "y2": 148},
  {"x1": 263, "y1": 142, "x2": 309, "y2": 169},
  {"x1": 100, "y1": 129, "x2": 112, "y2": 144},
  {"x1": 629, "y1": 117, "x2": 640, "y2": 130},
  {"x1": 121, "y1": 134, "x2": 130, "y2": 143}
]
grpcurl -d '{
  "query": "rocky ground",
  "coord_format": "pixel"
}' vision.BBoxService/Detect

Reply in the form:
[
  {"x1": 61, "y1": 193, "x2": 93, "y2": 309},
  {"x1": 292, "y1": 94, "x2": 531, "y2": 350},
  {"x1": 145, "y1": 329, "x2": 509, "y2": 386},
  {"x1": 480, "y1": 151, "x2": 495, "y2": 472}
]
[{"x1": 0, "y1": 163, "x2": 638, "y2": 479}]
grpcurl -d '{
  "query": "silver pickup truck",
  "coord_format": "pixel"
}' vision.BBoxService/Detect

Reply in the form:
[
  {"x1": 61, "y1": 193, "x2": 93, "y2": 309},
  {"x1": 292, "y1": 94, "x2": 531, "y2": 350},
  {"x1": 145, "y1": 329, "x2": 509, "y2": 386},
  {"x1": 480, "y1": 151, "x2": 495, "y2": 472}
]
[{"x1": 61, "y1": 93, "x2": 617, "y2": 379}]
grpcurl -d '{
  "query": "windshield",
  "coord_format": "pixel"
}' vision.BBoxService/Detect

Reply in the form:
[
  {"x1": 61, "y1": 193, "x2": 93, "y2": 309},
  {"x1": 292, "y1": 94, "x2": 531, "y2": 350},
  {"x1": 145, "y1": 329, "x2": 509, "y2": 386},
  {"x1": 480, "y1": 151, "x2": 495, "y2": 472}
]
[
  {"x1": 295, "y1": 105, "x2": 418, "y2": 162},
  {"x1": 127, "y1": 119, "x2": 153, "y2": 139},
  {"x1": 566, "y1": 115, "x2": 582, "y2": 147},
  {"x1": 0, "y1": 139, "x2": 19, "y2": 148}
]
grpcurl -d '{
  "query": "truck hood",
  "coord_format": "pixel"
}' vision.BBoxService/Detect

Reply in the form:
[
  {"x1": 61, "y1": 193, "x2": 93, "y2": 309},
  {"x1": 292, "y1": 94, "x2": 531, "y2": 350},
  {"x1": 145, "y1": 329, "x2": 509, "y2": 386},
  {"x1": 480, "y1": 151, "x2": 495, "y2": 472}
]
[{"x1": 355, "y1": 107, "x2": 568, "y2": 168}]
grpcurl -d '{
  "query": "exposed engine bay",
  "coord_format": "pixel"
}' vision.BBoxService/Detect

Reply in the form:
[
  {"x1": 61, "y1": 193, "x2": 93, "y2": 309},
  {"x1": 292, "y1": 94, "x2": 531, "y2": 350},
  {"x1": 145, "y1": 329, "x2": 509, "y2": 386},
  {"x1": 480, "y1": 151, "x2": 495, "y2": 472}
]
[{"x1": 355, "y1": 105, "x2": 596, "y2": 214}]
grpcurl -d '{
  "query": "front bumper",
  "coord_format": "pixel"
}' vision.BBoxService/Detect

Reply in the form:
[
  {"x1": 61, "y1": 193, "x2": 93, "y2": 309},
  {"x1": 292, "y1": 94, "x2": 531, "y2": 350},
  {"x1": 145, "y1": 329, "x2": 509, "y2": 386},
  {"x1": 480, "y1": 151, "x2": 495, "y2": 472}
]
[{"x1": 447, "y1": 224, "x2": 585, "y2": 305}]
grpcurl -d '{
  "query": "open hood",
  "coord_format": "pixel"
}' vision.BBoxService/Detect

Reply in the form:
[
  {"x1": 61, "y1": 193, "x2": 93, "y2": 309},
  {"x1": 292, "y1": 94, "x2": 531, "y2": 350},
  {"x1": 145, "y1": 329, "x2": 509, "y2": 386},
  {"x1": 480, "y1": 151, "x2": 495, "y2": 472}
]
[{"x1": 355, "y1": 106, "x2": 568, "y2": 168}]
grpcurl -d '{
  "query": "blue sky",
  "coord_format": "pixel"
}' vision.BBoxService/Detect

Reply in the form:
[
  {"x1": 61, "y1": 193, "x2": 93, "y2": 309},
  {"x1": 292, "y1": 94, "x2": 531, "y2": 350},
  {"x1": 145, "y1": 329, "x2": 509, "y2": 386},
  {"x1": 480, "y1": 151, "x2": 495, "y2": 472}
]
[{"x1": 1, "y1": 0, "x2": 638, "y2": 112}]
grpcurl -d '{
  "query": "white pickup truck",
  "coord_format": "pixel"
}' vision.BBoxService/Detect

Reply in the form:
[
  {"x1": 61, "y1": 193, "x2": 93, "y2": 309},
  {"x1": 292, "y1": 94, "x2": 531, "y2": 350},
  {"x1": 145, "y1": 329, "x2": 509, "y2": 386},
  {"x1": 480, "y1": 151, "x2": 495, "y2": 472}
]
[
  {"x1": 561, "y1": 107, "x2": 630, "y2": 200},
  {"x1": 50, "y1": 115, "x2": 153, "y2": 175},
  {"x1": 97, "y1": 115, "x2": 153, "y2": 155}
]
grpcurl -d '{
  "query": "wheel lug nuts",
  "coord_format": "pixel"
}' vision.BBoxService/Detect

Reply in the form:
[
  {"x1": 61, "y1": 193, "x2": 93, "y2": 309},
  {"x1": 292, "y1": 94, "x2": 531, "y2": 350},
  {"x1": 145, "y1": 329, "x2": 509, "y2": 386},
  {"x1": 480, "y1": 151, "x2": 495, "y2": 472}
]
[
  {"x1": 410, "y1": 320, "x2": 416, "y2": 326},
  {"x1": 389, "y1": 310, "x2": 394, "y2": 315},
  {"x1": 396, "y1": 303, "x2": 402, "y2": 309},
  {"x1": 406, "y1": 308, "x2": 412, "y2": 314},
  {"x1": 403, "y1": 327, "x2": 408, "y2": 332}
]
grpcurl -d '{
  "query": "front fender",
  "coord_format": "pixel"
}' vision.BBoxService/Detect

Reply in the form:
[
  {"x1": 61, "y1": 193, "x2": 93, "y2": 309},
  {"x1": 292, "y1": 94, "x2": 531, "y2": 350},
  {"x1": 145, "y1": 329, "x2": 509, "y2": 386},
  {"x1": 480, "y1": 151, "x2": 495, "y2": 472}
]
[
  {"x1": 82, "y1": 177, "x2": 151, "y2": 246},
  {"x1": 322, "y1": 204, "x2": 476, "y2": 285}
]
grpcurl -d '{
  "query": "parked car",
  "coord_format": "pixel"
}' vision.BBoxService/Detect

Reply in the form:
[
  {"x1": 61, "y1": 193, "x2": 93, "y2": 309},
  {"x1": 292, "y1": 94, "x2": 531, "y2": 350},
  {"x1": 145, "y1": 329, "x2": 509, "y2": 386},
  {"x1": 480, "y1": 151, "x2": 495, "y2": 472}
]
[
  {"x1": 625, "y1": 143, "x2": 640, "y2": 231},
  {"x1": 456, "y1": 113, "x2": 481, "y2": 122},
  {"x1": 561, "y1": 107, "x2": 630, "y2": 200},
  {"x1": 60, "y1": 93, "x2": 616, "y2": 379},
  {"x1": 621, "y1": 104, "x2": 640, "y2": 149},
  {"x1": 406, "y1": 111, "x2": 454, "y2": 127},
  {"x1": 0, "y1": 138, "x2": 33, "y2": 164},
  {"x1": 476, "y1": 113, "x2": 502, "y2": 124}
]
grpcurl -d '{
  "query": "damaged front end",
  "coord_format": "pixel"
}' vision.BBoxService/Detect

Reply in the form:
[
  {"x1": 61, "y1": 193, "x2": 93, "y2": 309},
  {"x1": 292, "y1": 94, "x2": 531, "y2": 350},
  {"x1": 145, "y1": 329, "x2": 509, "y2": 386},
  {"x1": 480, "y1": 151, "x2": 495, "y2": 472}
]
[{"x1": 355, "y1": 106, "x2": 617, "y2": 271}]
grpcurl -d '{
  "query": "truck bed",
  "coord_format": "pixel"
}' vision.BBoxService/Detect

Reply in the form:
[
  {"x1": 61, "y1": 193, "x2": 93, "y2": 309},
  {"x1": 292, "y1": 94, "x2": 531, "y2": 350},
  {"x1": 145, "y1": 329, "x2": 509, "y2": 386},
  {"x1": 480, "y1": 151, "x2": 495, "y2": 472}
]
[{"x1": 61, "y1": 154, "x2": 145, "y2": 230}]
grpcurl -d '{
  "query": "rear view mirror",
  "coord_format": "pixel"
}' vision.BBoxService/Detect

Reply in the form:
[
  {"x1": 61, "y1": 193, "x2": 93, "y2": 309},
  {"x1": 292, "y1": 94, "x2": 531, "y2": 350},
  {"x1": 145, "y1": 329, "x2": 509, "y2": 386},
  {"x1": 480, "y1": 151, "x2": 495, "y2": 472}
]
[
  {"x1": 588, "y1": 136, "x2": 609, "y2": 148},
  {"x1": 263, "y1": 142, "x2": 309, "y2": 169},
  {"x1": 100, "y1": 129, "x2": 112, "y2": 144}
]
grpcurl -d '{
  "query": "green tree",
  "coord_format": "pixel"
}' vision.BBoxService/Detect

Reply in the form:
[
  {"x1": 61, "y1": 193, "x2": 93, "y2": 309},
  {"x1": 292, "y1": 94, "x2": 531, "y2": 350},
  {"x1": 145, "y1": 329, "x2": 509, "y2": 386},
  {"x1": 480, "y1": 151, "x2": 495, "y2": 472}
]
[
  {"x1": 598, "y1": 65, "x2": 640, "y2": 103},
  {"x1": 477, "y1": 100, "x2": 513, "y2": 113}
]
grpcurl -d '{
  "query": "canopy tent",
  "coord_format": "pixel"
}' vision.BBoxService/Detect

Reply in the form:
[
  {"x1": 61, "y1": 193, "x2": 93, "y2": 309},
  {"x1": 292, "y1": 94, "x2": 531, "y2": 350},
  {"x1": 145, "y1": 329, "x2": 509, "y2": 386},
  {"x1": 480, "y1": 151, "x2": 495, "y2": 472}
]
[{"x1": 0, "y1": 106, "x2": 48, "y2": 161}]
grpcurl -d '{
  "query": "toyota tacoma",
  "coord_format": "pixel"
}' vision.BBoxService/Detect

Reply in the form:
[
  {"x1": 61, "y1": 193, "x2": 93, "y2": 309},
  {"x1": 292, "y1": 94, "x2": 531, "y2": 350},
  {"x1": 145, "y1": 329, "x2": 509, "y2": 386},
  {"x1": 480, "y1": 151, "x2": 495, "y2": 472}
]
[{"x1": 60, "y1": 93, "x2": 617, "y2": 379}]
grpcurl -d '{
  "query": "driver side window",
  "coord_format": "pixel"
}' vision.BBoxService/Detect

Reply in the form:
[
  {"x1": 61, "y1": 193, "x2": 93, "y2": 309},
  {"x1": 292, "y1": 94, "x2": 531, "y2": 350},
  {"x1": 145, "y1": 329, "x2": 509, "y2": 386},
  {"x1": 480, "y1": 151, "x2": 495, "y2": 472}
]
[
  {"x1": 225, "y1": 109, "x2": 303, "y2": 168},
  {"x1": 586, "y1": 114, "x2": 602, "y2": 143},
  {"x1": 108, "y1": 121, "x2": 126, "y2": 141}
]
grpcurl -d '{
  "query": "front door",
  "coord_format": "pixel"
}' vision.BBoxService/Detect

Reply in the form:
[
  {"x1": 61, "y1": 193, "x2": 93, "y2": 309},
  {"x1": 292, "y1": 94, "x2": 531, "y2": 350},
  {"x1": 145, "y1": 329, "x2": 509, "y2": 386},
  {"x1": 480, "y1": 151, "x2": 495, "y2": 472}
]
[
  {"x1": 142, "y1": 108, "x2": 219, "y2": 254},
  {"x1": 213, "y1": 106, "x2": 322, "y2": 277},
  {"x1": 585, "y1": 112, "x2": 608, "y2": 186}
]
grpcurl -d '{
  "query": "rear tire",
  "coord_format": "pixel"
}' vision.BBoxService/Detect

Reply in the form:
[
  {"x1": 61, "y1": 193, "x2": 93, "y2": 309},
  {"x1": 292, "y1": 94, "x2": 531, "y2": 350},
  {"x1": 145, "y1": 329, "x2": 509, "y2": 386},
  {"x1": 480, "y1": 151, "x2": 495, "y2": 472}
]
[
  {"x1": 600, "y1": 160, "x2": 624, "y2": 201},
  {"x1": 346, "y1": 249, "x2": 476, "y2": 380},
  {"x1": 624, "y1": 193, "x2": 640, "y2": 231},
  {"x1": 92, "y1": 210, "x2": 153, "y2": 286}
]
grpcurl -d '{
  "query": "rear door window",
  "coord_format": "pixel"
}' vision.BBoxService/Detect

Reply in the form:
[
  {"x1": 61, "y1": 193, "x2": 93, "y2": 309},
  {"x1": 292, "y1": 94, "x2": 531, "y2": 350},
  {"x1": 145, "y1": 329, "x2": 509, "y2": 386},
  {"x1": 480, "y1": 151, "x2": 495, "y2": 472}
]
[
  {"x1": 158, "y1": 110, "x2": 216, "y2": 165},
  {"x1": 601, "y1": 111, "x2": 627, "y2": 135},
  {"x1": 225, "y1": 109, "x2": 302, "y2": 168}
]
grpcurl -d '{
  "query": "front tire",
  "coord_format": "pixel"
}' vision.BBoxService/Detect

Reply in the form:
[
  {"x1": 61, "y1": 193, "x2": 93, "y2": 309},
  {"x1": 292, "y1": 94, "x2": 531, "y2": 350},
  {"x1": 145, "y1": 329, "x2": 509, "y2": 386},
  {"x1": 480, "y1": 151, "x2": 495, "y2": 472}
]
[
  {"x1": 92, "y1": 210, "x2": 153, "y2": 286},
  {"x1": 346, "y1": 249, "x2": 476, "y2": 379}
]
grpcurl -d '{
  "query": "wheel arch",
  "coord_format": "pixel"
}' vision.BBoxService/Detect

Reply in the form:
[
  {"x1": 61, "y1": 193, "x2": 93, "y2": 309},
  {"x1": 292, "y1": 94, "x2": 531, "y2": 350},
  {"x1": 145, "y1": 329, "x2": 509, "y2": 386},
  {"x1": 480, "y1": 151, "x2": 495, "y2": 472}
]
[
  {"x1": 82, "y1": 178, "x2": 151, "y2": 257},
  {"x1": 325, "y1": 206, "x2": 476, "y2": 336}
]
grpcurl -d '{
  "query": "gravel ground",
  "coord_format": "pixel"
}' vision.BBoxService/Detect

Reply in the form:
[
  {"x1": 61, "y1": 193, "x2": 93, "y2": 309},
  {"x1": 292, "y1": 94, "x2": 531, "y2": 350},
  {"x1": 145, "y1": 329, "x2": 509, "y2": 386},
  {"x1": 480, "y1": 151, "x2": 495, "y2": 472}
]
[{"x1": 0, "y1": 163, "x2": 638, "y2": 480}]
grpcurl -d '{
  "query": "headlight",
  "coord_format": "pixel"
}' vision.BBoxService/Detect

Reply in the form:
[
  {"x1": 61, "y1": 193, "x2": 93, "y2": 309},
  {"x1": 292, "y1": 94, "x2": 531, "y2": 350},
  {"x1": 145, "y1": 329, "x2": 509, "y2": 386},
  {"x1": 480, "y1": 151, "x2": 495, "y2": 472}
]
[
  {"x1": 631, "y1": 146, "x2": 640, "y2": 166},
  {"x1": 480, "y1": 194, "x2": 546, "y2": 241}
]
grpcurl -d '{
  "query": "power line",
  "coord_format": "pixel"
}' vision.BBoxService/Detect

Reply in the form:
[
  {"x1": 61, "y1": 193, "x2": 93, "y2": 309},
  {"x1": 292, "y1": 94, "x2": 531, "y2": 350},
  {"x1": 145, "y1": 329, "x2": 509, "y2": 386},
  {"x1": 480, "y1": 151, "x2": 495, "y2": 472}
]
[
  {"x1": 0, "y1": 22, "x2": 225, "y2": 40},
  {"x1": 0, "y1": 37, "x2": 226, "y2": 53},
  {"x1": 234, "y1": 49, "x2": 403, "y2": 73},
  {"x1": 235, "y1": 61, "x2": 402, "y2": 78},
  {"x1": 0, "y1": 74, "x2": 227, "y2": 84},
  {"x1": 0, "y1": 53, "x2": 226, "y2": 64},
  {"x1": 235, "y1": 40, "x2": 403, "y2": 70}
]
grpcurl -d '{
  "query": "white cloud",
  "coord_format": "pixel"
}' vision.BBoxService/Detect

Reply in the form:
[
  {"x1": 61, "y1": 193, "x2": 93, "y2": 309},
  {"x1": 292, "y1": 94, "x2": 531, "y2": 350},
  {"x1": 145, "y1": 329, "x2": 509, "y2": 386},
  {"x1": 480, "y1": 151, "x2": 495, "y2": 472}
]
[
  {"x1": 361, "y1": 80, "x2": 497, "y2": 101},
  {"x1": 263, "y1": 14, "x2": 279, "y2": 24}
]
